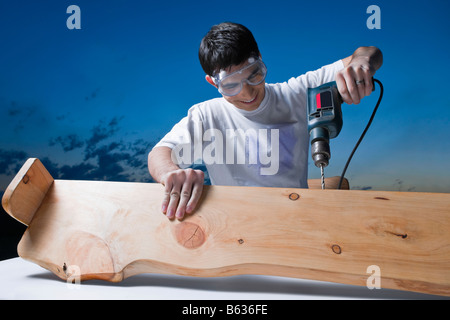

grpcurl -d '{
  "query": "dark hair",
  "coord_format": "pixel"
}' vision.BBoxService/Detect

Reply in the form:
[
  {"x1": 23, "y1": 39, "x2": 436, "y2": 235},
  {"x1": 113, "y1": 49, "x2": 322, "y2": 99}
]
[{"x1": 199, "y1": 22, "x2": 260, "y2": 76}]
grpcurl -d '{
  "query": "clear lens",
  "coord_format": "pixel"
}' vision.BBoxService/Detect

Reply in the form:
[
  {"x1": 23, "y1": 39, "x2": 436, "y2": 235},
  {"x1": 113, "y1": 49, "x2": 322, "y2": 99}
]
[{"x1": 216, "y1": 59, "x2": 267, "y2": 97}]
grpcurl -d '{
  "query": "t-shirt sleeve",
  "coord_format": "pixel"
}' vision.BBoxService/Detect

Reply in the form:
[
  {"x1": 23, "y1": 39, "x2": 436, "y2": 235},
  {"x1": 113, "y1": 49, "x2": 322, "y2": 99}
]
[
  {"x1": 287, "y1": 59, "x2": 345, "y2": 93},
  {"x1": 153, "y1": 105, "x2": 204, "y2": 168}
]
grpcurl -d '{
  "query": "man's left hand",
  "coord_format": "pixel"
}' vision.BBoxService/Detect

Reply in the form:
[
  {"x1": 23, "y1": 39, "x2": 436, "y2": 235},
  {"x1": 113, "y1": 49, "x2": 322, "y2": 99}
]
[{"x1": 336, "y1": 46, "x2": 383, "y2": 104}]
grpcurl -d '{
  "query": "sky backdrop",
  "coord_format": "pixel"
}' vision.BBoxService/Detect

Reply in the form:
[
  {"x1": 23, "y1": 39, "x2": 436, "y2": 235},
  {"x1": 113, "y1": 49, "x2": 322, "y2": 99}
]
[{"x1": 1, "y1": 0, "x2": 450, "y2": 194}]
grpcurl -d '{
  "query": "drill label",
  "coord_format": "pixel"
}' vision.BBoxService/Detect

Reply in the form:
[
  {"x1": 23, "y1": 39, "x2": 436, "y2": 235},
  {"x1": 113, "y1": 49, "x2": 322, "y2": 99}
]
[
  {"x1": 316, "y1": 91, "x2": 333, "y2": 110},
  {"x1": 316, "y1": 93, "x2": 321, "y2": 109}
]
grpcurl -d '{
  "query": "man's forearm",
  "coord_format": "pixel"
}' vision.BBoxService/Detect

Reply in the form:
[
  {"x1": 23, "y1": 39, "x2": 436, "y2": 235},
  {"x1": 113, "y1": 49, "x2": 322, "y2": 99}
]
[{"x1": 148, "y1": 146, "x2": 179, "y2": 183}]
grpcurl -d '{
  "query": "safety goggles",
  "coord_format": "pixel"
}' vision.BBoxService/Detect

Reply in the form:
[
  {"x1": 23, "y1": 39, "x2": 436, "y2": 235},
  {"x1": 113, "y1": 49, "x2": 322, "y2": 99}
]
[{"x1": 213, "y1": 57, "x2": 267, "y2": 97}]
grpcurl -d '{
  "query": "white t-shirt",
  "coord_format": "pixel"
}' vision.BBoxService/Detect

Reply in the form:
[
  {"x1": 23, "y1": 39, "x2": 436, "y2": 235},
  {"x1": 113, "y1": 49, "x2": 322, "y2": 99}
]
[{"x1": 154, "y1": 60, "x2": 344, "y2": 188}]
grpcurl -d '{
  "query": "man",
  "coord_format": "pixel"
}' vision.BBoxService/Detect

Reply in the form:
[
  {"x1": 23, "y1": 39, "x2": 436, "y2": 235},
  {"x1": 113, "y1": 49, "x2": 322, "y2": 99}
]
[{"x1": 148, "y1": 22, "x2": 383, "y2": 220}]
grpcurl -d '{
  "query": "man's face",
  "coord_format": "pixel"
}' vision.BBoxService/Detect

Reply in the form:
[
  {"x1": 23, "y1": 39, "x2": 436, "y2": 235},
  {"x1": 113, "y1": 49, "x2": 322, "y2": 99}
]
[{"x1": 208, "y1": 58, "x2": 266, "y2": 112}]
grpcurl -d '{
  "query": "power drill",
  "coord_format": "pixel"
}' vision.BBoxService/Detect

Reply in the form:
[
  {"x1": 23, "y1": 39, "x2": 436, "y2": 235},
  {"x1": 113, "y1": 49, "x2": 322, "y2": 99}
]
[
  {"x1": 307, "y1": 81, "x2": 343, "y2": 189},
  {"x1": 307, "y1": 78, "x2": 382, "y2": 189}
]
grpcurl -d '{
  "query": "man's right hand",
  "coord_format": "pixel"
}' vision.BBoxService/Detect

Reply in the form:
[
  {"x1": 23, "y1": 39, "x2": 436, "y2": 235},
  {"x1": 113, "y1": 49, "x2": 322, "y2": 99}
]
[
  {"x1": 160, "y1": 168, "x2": 204, "y2": 220},
  {"x1": 148, "y1": 146, "x2": 205, "y2": 220}
]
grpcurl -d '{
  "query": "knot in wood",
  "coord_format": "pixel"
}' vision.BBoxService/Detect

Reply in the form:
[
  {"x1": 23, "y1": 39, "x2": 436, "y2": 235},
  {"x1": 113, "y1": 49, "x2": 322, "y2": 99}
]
[
  {"x1": 22, "y1": 174, "x2": 30, "y2": 184},
  {"x1": 331, "y1": 244, "x2": 342, "y2": 254},
  {"x1": 175, "y1": 222, "x2": 205, "y2": 249},
  {"x1": 289, "y1": 193, "x2": 300, "y2": 201}
]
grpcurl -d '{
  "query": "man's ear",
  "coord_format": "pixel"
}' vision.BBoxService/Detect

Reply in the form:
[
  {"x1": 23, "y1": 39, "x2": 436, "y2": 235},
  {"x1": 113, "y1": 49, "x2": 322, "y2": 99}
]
[{"x1": 205, "y1": 75, "x2": 218, "y2": 88}]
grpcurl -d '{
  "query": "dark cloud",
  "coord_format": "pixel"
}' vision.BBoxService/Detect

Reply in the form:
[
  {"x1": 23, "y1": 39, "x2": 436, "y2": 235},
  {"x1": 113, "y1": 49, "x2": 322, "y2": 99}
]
[
  {"x1": 7, "y1": 101, "x2": 37, "y2": 118},
  {"x1": 0, "y1": 149, "x2": 28, "y2": 175},
  {"x1": 85, "y1": 88, "x2": 100, "y2": 102},
  {"x1": 39, "y1": 156, "x2": 98, "y2": 180},
  {"x1": 85, "y1": 116, "x2": 123, "y2": 159},
  {"x1": 48, "y1": 117, "x2": 123, "y2": 155},
  {"x1": 6, "y1": 101, "x2": 39, "y2": 133},
  {"x1": 351, "y1": 186, "x2": 373, "y2": 190},
  {"x1": 56, "y1": 112, "x2": 71, "y2": 121},
  {"x1": 393, "y1": 179, "x2": 416, "y2": 192},
  {"x1": 7, "y1": 102, "x2": 21, "y2": 116},
  {"x1": 121, "y1": 138, "x2": 153, "y2": 170},
  {"x1": 41, "y1": 147, "x2": 153, "y2": 183},
  {"x1": 49, "y1": 134, "x2": 85, "y2": 152},
  {"x1": 45, "y1": 116, "x2": 155, "y2": 182},
  {"x1": 40, "y1": 157, "x2": 65, "y2": 178},
  {"x1": 351, "y1": 180, "x2": 417, "y2": 192},
  {"x1": 1, "y1": 117, "x2": 156, "y2": 184},
  {"x1": 59, "y1": 162, "x2": 98, "y2": 180}
]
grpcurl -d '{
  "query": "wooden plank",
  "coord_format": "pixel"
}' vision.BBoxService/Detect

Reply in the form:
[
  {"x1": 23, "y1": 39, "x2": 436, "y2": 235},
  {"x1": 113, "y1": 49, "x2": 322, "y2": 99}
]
[{"x1": 2, "y1": 158, "x2": 450, "y2": 296}]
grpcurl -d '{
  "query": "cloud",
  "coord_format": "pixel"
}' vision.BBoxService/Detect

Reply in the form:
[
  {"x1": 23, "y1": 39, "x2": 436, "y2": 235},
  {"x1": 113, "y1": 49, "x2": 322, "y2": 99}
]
[
  {"x1": 40, "y1": 156, "x2": 119, "y2": 181},
  {"x1": 57, "y1": 162, "x2": 98, "y2": 180},
  {"x1": 45, "y1": 116, "x2": 155, "y2": 182},
  {"x1": 84, "y1": 116, "x2": 123, "y2": 159},
  {"x1": 0, "y1": 149, "x2": 28, "y2": 175},
  {"x1": 351, "y1": 185, "x2": 373, "y2": 190},
  {"x1": 2, "y1": 117, "x2": 156, "y2": 184},
  {"x1": 49, "y1": 134, "x2": 85, "y2": 152},
  {"x1": 350, "y1": 179, "x2": 417, "y2": 192},
  {"x1": 48, "y1": 116, "x2": 123, "y2": 155},
  {"x1": 55, "y1": 112, "x2": 71, "y2": 121},
  {"x1": 392, "y1": 179, "x2": 416, "y2": 192},
  {"x1": 7, "y1": 103, "x2": 21, "y2": 116},
  {"x1": 85, "y1": 88, "x2": 100, "y2": 102},
  {"x1": 6, "y1": 101, "x2": 38, "y2": 133}
]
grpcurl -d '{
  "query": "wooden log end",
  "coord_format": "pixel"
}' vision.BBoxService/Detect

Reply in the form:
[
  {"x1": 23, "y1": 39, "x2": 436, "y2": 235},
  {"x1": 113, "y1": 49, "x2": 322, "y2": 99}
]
[
  {"x1": 174, "y1": 221, "x2": 206, "y2": 249},
  {"x1": 2, "y1": 158, "x2": 54, "y2": 226}
]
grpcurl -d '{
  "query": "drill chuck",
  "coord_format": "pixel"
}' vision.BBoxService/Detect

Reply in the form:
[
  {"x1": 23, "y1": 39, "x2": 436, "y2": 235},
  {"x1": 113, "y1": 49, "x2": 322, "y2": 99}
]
[
  {"x1": 311, "y1": 139, "x2": 330, "y2": 168},
  {"x1": 310, "y1": 127, "x2": 331, "y2": 168}
]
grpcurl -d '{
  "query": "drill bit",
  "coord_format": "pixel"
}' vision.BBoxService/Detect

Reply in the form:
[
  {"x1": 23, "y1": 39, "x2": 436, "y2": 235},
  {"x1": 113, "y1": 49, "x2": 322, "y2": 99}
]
[{"x1": 320, "y1": 163, "x2": 325, "y2": 190}]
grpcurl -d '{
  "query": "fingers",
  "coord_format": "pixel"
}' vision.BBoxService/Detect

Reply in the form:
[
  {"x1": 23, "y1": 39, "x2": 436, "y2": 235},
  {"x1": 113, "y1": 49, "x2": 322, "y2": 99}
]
[
  {"x1": 176, "y1": 178, "x2": 193, "y2": 219},
  {"x1": 162, "y1": 175, "x2": 180, "y2": 219},
  {"x1": 339, "y1": 67, "x2": 361, "y2": 105},
  {"x1": 167, "y1": 187, "x2": 181, "y2": 220},
  {"x1": 336, "y1": 64, "x2": 374, "y2": 105},
  {"x1": 362, "y1": 66, "x2": 373, "y2": 96},
  {"x1": 160, "y1": 169, "x2": 204, "y2": 220},
  {"x1": 186, "y1": 180, "x2": 204, "y2": 214},
  {"x1": 336, "y1": 72, "x2": 351, "y2": 104},
  {"x1": 354, "y1": 68, "x2": 366, "y2": 104},
  {"x1": 161, "y1": 180, "x2": 171, "y2": 214}
]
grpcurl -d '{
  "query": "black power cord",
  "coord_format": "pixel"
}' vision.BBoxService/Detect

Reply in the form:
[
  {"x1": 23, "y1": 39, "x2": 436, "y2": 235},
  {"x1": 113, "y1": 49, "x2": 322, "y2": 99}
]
[{"x1": 337, "y1": 78, "x2": 384, "y2": 189}]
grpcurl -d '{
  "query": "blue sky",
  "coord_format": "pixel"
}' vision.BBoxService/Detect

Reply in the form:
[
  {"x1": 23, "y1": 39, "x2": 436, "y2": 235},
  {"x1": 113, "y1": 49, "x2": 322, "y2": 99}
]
[{"x1": 0, "y1": 0, "x2": 449, "y2": 193}]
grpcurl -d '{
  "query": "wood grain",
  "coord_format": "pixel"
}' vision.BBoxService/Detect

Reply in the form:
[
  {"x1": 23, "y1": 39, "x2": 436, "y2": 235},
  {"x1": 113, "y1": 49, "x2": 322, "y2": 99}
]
[{"x1": 2, "y1": 158, "x2": 450, "y2": 296}]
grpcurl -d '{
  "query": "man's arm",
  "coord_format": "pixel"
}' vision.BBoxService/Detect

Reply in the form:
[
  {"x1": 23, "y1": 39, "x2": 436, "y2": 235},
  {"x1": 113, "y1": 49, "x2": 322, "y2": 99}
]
[
  {"x1": 337, "y1": 46, "x2": 383, "y2": 104},
  {"x1": 148, "y1": 146, "x2": 204, "y2": 220}
]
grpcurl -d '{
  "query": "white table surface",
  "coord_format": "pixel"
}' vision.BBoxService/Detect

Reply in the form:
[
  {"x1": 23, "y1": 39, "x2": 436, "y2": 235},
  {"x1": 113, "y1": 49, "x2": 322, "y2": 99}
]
[{"x1": 0, "y1": 257, "x2": 445, "y2": 300}]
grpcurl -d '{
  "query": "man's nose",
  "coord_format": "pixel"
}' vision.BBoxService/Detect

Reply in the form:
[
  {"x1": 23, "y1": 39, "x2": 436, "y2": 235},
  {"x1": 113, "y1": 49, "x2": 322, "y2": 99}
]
[{"x1": 240, "y1": 82, "x2": 254, "y2": 98}]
